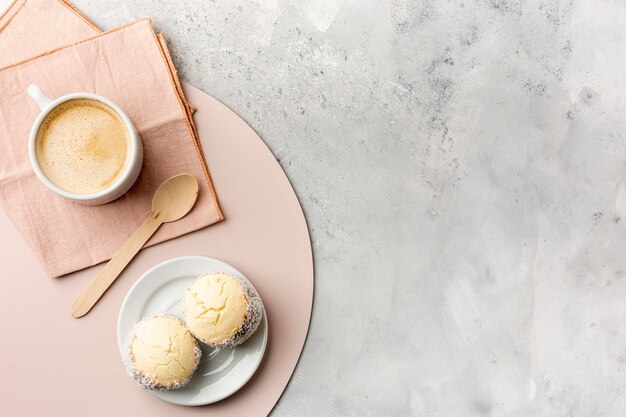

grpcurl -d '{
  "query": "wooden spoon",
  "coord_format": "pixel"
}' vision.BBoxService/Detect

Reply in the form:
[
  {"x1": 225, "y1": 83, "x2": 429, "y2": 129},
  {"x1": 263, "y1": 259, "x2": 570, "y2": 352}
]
[{"x1": 71, "y1": 174, "x2": 199, "y2": 318}]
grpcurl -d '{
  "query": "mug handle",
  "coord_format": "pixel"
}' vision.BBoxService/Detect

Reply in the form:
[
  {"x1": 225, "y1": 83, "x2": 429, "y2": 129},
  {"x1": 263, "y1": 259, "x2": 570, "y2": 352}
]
[{"x1": 27, "y1": 84, "x2": 53, "y2": 110}]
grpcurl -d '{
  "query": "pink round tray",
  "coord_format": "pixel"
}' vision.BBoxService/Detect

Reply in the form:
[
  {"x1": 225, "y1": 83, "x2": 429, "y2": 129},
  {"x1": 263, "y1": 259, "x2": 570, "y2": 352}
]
[{"x1": 0, "y1": 83, "x2": 313, "y2": 417}]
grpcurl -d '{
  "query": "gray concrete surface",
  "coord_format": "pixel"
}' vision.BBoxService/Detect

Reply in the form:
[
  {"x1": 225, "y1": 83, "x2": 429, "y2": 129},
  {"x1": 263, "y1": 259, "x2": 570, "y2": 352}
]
[{"x1": 4, "y1": 0, "x2": 626, "y2": 415}]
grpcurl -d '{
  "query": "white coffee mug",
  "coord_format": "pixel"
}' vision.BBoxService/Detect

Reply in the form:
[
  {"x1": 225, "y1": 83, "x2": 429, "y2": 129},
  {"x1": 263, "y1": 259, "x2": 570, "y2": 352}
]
[{"x1": 27, "y1": 84, "x2": 143, "y2": 205}]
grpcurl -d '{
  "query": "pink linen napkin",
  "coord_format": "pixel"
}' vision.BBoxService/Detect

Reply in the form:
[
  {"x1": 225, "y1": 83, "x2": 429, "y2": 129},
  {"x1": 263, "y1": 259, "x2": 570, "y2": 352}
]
[
  {"x1": 0, "y1": 0, "x2": 97, "y2": 67},
  {"x1": 0, "y1": 16, "x2": 223, "y2": 277},
  {"x1": 0, "y1": 0, "x2": 197, "y2": 115}
]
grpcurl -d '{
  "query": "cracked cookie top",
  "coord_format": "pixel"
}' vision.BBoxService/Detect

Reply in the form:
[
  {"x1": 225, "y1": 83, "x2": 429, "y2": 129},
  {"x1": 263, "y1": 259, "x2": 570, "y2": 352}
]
[
  {"x1": 126, "y1": 314, "x2": 201, "y2": 390},
  {"x1": 183, "y1": 272, "x2": 251, "y2": 346}
]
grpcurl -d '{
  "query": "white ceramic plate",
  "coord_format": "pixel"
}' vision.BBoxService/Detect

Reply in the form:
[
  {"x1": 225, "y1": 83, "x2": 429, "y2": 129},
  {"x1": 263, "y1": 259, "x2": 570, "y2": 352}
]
[{"x1": 117, "y1": 256, "x2": 268, "y2": 406}]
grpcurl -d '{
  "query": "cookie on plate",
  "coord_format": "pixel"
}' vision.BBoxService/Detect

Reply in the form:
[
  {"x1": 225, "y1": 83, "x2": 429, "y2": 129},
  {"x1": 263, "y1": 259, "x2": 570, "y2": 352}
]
[
  {"x1": 124, "y1": 314, "x2": 201, "y2": 390},
  {"x1": 183, "y1": 272, "x2": 262, "y2": 348}
]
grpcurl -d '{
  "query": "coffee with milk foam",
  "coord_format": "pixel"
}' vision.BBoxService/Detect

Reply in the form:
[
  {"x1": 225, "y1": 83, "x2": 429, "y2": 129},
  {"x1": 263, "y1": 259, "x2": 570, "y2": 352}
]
[{"x1": 35, "y1": 98, "x2": 129, "y2": 195}]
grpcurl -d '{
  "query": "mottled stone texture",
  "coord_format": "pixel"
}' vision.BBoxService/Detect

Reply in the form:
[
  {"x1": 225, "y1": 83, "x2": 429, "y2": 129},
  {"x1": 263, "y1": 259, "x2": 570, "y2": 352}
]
[{"x1": 4, "y1": 0, "x2": 626, "y2": 415}]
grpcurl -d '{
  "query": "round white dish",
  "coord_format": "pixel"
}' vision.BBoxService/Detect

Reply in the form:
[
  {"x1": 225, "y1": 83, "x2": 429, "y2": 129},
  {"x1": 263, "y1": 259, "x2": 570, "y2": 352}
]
[{"x1": 117, "y1": 256, "x2": 268, "y2": 406}]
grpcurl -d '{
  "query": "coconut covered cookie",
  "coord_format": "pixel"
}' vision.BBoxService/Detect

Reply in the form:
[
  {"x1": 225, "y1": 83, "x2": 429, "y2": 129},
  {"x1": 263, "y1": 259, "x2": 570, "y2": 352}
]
[
  {"x1": 183, "y1": 272, "x2": 263, "y2": 348},
  {"x1": 124, "y1": 314, "x2": 201, "y2": 390}
]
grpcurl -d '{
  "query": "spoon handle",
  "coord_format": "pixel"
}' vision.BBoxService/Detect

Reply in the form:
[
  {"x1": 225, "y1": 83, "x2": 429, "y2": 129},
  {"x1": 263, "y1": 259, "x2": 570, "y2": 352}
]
[{"x1": 71, "y1": 214, "x2": 162, "y2": 318}]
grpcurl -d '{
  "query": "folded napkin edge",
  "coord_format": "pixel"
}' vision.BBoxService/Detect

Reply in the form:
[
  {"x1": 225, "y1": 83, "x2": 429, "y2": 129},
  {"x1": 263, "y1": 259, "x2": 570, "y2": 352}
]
[
  {"x1": 48, "y1": 209, "x2": 224, "y2": 278},
  {"x1": 0, "y1": 0, "x2": 100, "y2": 33},
  {"x1": 0, "y1": 17, "x2": 153, "y2": 72},
  {"x1": 58, "y1": 0, "x2": 99, "y2": 32},
  {"x1": 0, "y1": 0, "x2": 23, "y2": 32},
  {"x1": 0, "y1": 0, "x2": 18, "y2": 21},
  {"x1": 152, "y1": 33, "x2": 224, "y2": 222},
  {"x1": 155, "y1": 33, "x2": 224, "y2": 222}
]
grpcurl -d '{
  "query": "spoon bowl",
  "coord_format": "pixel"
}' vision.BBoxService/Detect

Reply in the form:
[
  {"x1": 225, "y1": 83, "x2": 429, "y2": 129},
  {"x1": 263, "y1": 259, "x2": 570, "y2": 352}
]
[{"x1": 152, "y1": 174, "x2": 199, "y2": 222}]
